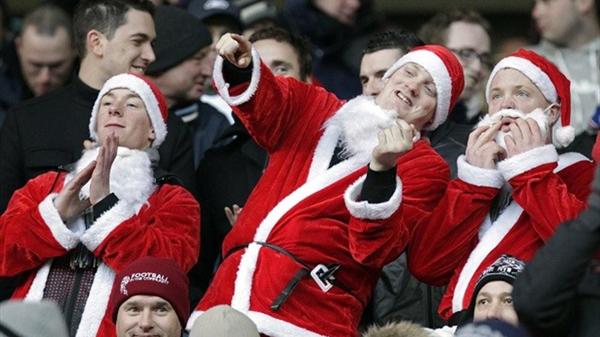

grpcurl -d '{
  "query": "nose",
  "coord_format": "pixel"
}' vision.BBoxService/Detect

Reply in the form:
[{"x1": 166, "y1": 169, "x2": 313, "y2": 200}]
[
  {"x1": 499, "y1": 95, "x2": 516, "y2": 110},
  {"x1": 364, "y1": 78, "x2": 382, "y2": 96},
  {"x1": 143, "y1": 43, "x2": 156, "y2": 64},
  {"x1": 138, "y1": 309, "x2": 154, "y2": 331},
  {"x1": 405, "y1": 80, "x2": 420, "y2": 97},
  {"x1": 108, "y1": 103, "x2": 123, "y2": 116},
  {"x1": 485, "y1": 303, "x2": 504, "y2": 320},
  {"x1": 38, "y1": 67, "x2": 51, "y2": 83},
  {"x1": 532, "y1": 1, "x2": 542, "y2": 20}
]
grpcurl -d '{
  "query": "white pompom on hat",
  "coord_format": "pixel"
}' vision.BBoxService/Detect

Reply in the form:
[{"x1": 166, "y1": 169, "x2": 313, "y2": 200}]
[
  {"x1": 89, "y1": 73, "x2": 169, "y2": 148},
  {"x1": 381, "y1": 44, "x2": 465, "y2": 131},
  {"x1": 486, "y1": 49, "x2": 574, "y2": 147}
]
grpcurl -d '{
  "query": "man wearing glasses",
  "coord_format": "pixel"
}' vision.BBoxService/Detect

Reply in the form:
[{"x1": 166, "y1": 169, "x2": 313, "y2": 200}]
[{"x1": 420, "y1": 9, "x2": 493, "y2": 125}]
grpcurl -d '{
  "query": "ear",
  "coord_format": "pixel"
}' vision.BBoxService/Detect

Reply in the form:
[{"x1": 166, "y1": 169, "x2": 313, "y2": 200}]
[
  {"x1": 548, "y1": 102, "x2": 561, "y2": 125},
  {"x1": 148, "y1": 128, "x2": 156, "y2": 142},
  {"x1": 87, "y1": 29, "x2": 106, "y2": 58}
]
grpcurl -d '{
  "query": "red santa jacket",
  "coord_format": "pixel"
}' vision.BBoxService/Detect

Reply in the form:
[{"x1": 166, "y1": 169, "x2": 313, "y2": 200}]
[
  {"x1": 0, "y1": 160, "x2": 200, "y2": 337},
  {"x1": 407, "y1": 144, "x2": 593, "y2": 320},
  {"x1": 189, "y1": 50, "x2": 450, "y2": 337}
]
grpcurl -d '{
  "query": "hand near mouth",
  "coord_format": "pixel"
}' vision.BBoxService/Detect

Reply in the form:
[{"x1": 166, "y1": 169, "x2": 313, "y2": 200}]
[
  {"x1": 504, "y1": 118, "x2": 546, "y2": 158},
  {"x1": 466, "y1": 121, "x2": 505, "y2": 169},
  {"x1": 370, "y1": 119, "x2": 416, "y2": 171}
]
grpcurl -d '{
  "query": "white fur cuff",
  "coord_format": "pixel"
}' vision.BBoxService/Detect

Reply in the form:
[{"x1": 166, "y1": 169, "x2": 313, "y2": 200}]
[
  {"x1": 498, "y1": 144, "x2": 558, "y2": 181},
  {"x1": 213, "y1": 48, "x2": 261, "y2": 106},
  {"x1": 457, "y1": 155, "x2": 504, "y2": 188},
  {"x1": 80, "y1": 201, "x2": 135, "y2": 252},
  {"x1": 38, "y1": 194, "x2": 80, "y2": 250},
  {"x1": 344, "y1": 175, "x2": 403, "y2": 220}
]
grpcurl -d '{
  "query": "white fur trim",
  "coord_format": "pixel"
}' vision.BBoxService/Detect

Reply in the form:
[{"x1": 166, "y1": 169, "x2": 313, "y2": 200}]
[
  {"x1": 75, "y1": 263, "x2": 115, "y2": 337},
  {"x1": 213, "y1": 48, "x2": 261, "y2": 106},
  {"x1": 497, "y1": 144, "x2": 558, "y2": 181},
  {"x1": 38, "y1": 194, "x2": 80, "y2": 250},
  {"x1": 24, "y1": 261, "x2": 52, "y2": 301},
  {"x1": 247, "y1": 311, "x2": 328, "y2": 337},
  {"x1": 80, "y1": 201, "x2": 138, "y2": 252},
  {"x1": 186, "y1": 310, "x2": 327, "y2": 337},
  {"x1": 382, "y1": 49, "x2": 452, "y2": 130},
  {"x1": 486, "y1": 56, "x2": 557, "y2": 103},
  {"x1": 457, "y1": 155, "x2": 504, "y2": 188},
  {"x1": 452, "y1": 152, "x2": 588, "y2": 312},
  {"x1": 344, "y1": 175, "x2": 403, "y2": 220},
  {"x1": 231, "y1": 151, "x2": 372, "y2": 313},
  {"x1": 307, "y1": 124, "x2": 342, "y2": 181},
  {"x1": 89, "y1": 73, "x2": 167, "y2": 148},
  {"x1": 554, "y1": 125, "x2": 575, "y2": 148}
]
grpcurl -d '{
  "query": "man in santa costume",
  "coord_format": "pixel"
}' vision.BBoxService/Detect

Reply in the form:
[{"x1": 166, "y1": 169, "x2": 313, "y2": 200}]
[
  {"x1": 0, "y1": 73, "x2": 200, "y2": 337},
  {"x1": 407, "y1": 49, "x2": 595, "y2": 323},
  {"x1": 187, "y1": 34, "x2": 464, "y2": 337}
]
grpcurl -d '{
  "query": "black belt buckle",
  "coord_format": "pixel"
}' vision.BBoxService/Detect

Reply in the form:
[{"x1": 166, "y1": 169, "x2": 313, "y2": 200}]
[{"x1": 310, "y1": 264, "x2": 340, "y2": 292}]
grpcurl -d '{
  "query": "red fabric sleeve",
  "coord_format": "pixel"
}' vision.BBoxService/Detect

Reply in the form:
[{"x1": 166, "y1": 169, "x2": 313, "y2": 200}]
[
  {"x1": 0, "y1": 172, "x2": 69, "y2": 276},
  {"x1": 509, "y1": 161, "x2": 593, "y2": 241},
  {"x1": 407, "y1": 179, "x2": 499, "y2": 286},
  {"x1": 229, "y1": 63, "x2": 342, "y2": 153},
  {"x1": 91, "y1": 185, "x2": 200, "y2": 273}
]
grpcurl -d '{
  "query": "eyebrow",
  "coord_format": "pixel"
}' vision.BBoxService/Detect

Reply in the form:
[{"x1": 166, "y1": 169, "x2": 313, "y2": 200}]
[
  {"x1": 130, "y1": 33, "x2": 152, "y2": 41},
  {"x1": 270, "y1": 60, "x2": 293, "y2": 68}
]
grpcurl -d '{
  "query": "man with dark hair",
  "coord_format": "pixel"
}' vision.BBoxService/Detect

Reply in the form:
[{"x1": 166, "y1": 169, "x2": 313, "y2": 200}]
[
  {"x1": 248, "y1": 26, "x2": 312, "y2": 82},
  {"x1": 420, "y1": 9, "x2": 492, "y2": 125},
  {"x1": 360, "y1": 30, "x2": 424, "y2": 97},
  {"x1": 0, "y1": 0, "x2": 196, "y2": 214}
]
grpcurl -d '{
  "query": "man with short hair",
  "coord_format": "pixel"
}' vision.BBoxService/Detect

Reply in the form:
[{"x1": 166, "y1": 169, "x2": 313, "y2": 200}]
[
  {"x1": 359, "y1": 30, "x2": 424, "y2": 97},
  {"x1": 420, "y1": 9, "x2": 493, "y2": 125},
  {"x1": 0, "y1": 0, "x2": 196, "y2": 214},
  {"x1": 16, "y1": 4, "x2": 76, "y2": 98},
  {"x1": 0, "y1": 73, "x2": 200, "y2": 337},
  {"x1": 110, "y1": 257, "x2": 191, "y2": 337},
  {"x1": 409, "y1": 49, "x2": 594, "y2": 324},
  {"x1": 531, "y1": 0, "x2": 600, "y2": 156}
]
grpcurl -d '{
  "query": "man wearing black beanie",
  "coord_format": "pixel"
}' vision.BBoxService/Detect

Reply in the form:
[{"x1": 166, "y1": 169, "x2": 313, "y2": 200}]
[{"x1": 147, "y1": 5, "x2": 230, "y2": 168}]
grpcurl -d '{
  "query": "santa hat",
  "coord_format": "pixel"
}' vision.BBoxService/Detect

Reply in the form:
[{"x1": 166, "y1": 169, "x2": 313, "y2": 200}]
[
  {"x1": 382, "y1": 45, "x2": 465, "y2": 130},
  {"x1": 109, "y1": 257, "x2": 189, "y2": 328},
  {"x1": 486, "y1": 49, "x2": 574, "y2": 147},
  {"x1": 89, "y1": 73, "x2": 169, "y2": 148}
]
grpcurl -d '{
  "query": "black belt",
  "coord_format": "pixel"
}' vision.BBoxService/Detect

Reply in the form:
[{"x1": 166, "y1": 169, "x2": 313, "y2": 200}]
[{"x1": 227, "y1": 241, "x2": 363, "y2": 310}]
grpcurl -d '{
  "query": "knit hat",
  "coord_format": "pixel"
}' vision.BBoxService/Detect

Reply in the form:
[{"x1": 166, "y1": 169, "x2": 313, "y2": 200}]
[
  {"x1": 474, "y1": 255, "x2": 526, "y2": 297},
  {"x1": 485, "y1": 49, "x2": 574, "y2": 147},
  {"x1": 109, "y1": 257, "x2": 189, "y2": 328},
  {"x1": 0, "y1": 300, "x2": 69, "y2": 337},
  {"x1": 381, "y1": 44, "x2": 465, "y2": 131},
  {"x1": 189, "y1": 305, "x2": 259, "y2": 337},
  {"x1": 455, "y1": 320, "x2": 531, "y2": 337},
  {"x1": 146, "y1": 5, "x2": 212, "y2": 75},
  {"x1": 89, "y1": 73, "x2": 168, "y2": 148},
  {"x1": 188, "y1": 0, "x2": 243, "y2": 30}
]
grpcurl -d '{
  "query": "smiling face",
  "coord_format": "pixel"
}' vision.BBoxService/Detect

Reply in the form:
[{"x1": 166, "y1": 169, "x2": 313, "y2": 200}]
[
  {"x1": 95, "y1": 88, "x2": 155, "y2": 150},
  {"x1": 473, "y1": 281, "x2": 519, "y2": 326},
  {"x1": 374, "y1": 62, "x2": 437, "y2": 130},
  {"x1": 99, "y1": 9, "x2": 156, "y2": 76},
  {"x1": 116, "y1": 295, "x2": 181, "y2": 337}
]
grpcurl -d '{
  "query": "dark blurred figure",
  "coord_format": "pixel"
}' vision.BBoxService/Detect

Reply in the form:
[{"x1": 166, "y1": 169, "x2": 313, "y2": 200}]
[
  {"x1": 234, "y1": 0, "x2": 279, "y2": 38},
  {"x1": 0, "y1": 4, "x2": 76, "y2": 130},
  {"x1": 513, "y1": 159, "x2": 600, "y2": 337},
  {"x1": 281, "y1": 0, "x2": 380, "y2": 99}
]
